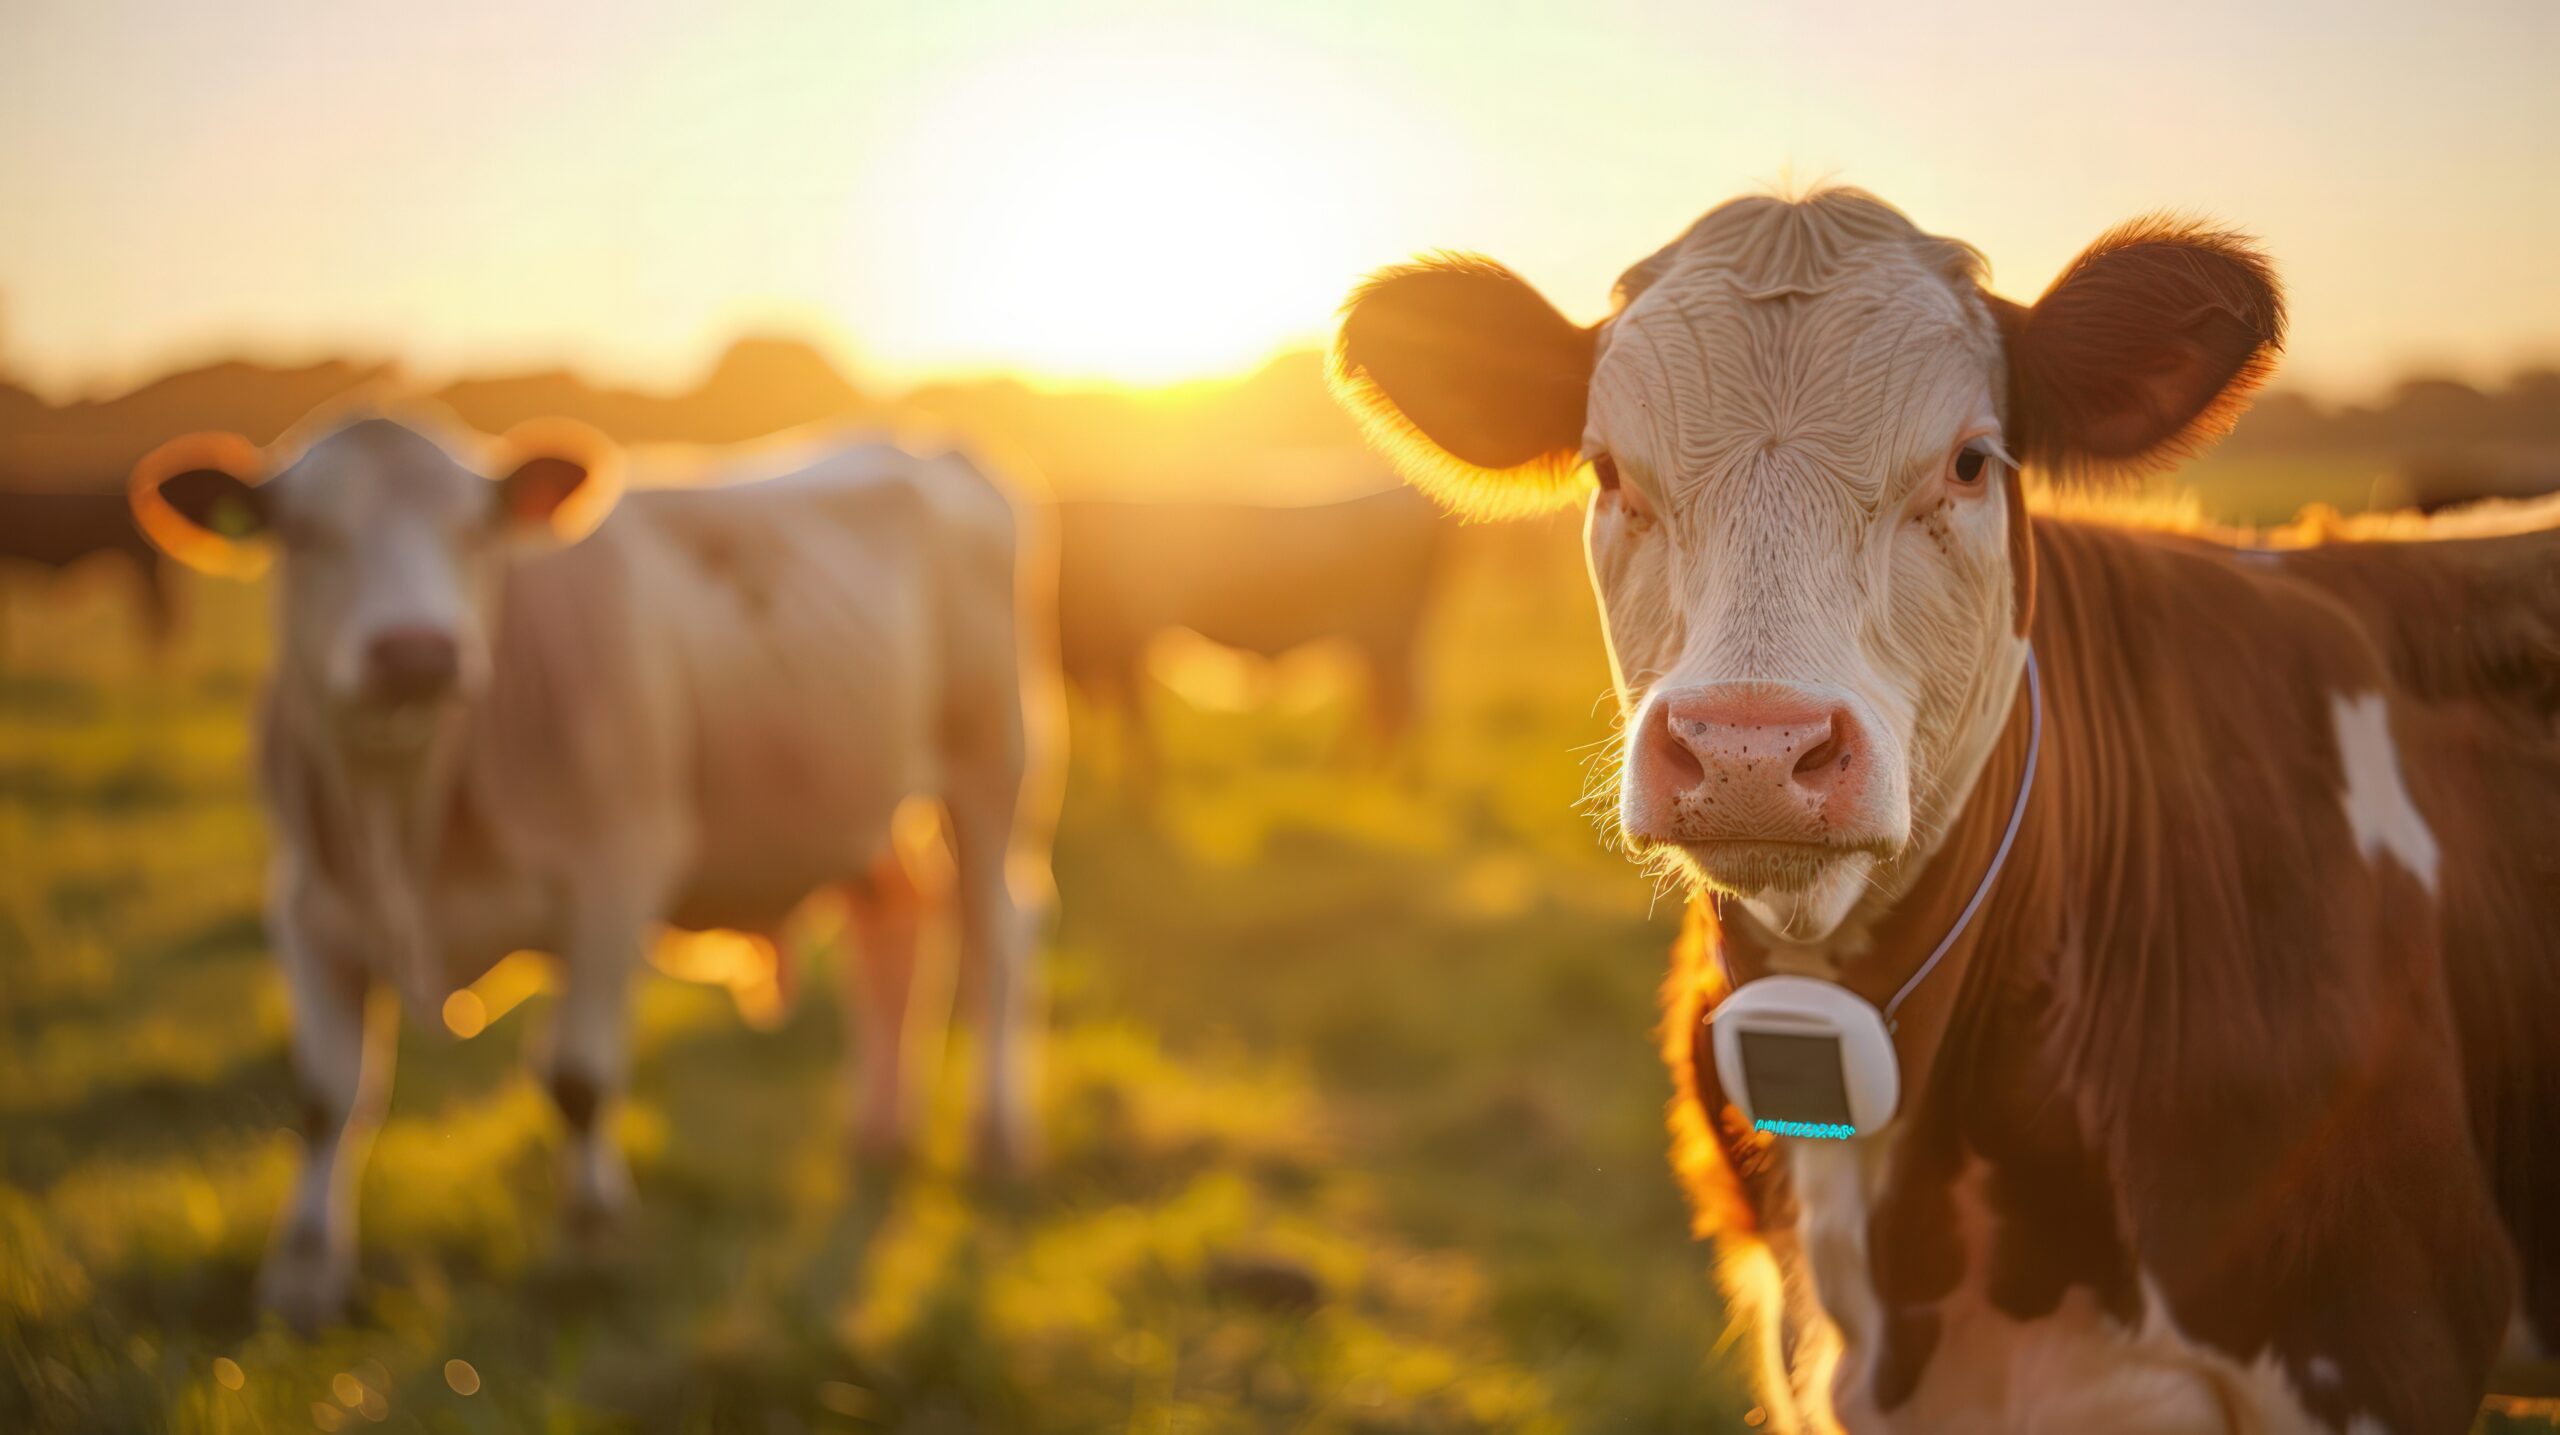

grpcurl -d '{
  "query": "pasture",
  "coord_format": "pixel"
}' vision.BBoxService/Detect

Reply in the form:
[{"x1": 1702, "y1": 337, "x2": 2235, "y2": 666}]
[{"x1": 4, "y1": 500, "x2": 2552, "y2": 1435}]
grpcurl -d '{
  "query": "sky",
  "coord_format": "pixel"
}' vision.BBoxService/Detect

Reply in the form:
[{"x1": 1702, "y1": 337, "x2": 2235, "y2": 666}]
[{"x1": 1, "y1": 0, "x2": 2553, "y2": 403}]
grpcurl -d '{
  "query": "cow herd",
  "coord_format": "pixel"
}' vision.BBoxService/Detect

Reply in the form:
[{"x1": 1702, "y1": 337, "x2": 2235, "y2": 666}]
[{"x1": 24, "y1": 186, "x2": 2559, "y2": 1431}]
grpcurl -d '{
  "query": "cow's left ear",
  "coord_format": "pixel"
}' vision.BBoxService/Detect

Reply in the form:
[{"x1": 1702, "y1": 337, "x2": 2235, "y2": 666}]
[
  {"x1": 492, "y1": 418, "x2": 623, "y2": 543},
  {"x1": 1997, "y1": 218, "x2": 2284, "y2": 477}
]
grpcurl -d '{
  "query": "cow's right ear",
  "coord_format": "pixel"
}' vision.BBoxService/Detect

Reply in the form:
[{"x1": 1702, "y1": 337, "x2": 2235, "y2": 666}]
[
  {"x1": 129, "y1": 432, "x2": 273, "y2": 578},
  {"x1": 1332, "y1": 255, "x2": 1597, "y2": 518}
]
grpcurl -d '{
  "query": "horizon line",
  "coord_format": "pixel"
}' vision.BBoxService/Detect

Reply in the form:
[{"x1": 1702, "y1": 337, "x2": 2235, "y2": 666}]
[{"x1": 8, "y1": 329, "x2": 2557, "y2": 417}]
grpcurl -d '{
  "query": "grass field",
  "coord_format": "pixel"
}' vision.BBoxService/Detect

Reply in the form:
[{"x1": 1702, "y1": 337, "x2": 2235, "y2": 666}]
[{"x1": 4, "y1": 502, "x2": 2553, "y2": 1434}]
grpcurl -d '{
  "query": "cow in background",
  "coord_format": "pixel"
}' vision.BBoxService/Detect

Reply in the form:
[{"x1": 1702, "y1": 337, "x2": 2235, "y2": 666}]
[
  {"x1": 0, "y1": 488, "x2": 175, "y2": 655},
  {"x1": 1055, "y1": 485, "x2": 1449, "y2": 780},
  {"x1": 131, "y1": 404, "x2": 1060, "y2": 1332},
  {"x1": 2374, "y1": 451, "x2": 2560, "y2": 514}
]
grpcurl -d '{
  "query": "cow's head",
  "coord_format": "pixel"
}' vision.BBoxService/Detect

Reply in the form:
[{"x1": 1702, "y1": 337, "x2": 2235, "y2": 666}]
[
  {"x1": 133, "y1": 407, "x2": 620, "y2": 750},
  {"x1": 1336, "y1": 190, "x2": 2280, "y2": 941}
]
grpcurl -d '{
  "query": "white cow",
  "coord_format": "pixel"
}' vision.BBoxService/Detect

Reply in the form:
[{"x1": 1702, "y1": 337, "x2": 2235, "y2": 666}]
[{"x1": 131, "y1": 404, "x2": 1061, "y2": 1331}]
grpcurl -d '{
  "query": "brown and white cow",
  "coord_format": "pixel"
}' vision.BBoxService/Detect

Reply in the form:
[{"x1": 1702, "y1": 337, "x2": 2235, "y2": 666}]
[
  {"x1": 132, "y1": 404, "x2": 1061, "y2": 1332},
  {"x1": 1334, "y1": 188, "x2": 2560, "y2": 1432}
]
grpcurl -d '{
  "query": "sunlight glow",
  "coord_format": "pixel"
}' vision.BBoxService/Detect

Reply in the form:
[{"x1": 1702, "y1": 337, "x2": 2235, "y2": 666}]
[
  {"x1": 841, "y1": 25, "x2": 1434, "y2": 386},
  {"x1": 651, "y1": 928, "x2": 787, "y2": 1031}
]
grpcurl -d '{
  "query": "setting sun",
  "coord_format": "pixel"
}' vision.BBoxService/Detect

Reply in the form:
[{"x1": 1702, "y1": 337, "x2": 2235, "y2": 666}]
[{"x1": 837, "y1": 24, "x2": 1443, "y2": 386}]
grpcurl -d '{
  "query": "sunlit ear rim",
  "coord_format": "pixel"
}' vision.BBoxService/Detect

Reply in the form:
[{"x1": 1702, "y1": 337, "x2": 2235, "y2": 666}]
[
  {"x1": 128, "y1": 431, "x2": 272, "y2": 579},
  {"x1": 2000, "y1": 217, "x2": 2285, "y2": 483},
  {"x1": 1328, "y1": 254, "x2": 1596, "y2": 521},
  {"x1": 493, "y1": 416, "x2": 625, "y2": 542},
  {"x1": 1325, "y1": 352, "x2": 1591, "y2": 521}
]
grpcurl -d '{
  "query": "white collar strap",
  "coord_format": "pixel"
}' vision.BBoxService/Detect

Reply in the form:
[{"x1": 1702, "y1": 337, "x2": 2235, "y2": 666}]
[{"x1": 1880, "y1": 645, "x2": 2044, "y2": 1033}]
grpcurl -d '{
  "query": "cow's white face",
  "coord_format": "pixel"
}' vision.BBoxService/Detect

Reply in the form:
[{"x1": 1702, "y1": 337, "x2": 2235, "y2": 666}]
[
  {"x1": 1581, "y1": 201, "x2": 2025, "y2": 938},
  {"x1": 1336, "y1": 188, "x2": 2281, "y2": 945},
  {"x1": 133, "y1": 411, "x2": 613, "y2": 753}
]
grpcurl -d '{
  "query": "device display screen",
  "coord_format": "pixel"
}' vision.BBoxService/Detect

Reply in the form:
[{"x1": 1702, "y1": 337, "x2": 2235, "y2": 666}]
[{"x1": 1738, "y1": 1030, "x2": 1855, "y2": 1129}]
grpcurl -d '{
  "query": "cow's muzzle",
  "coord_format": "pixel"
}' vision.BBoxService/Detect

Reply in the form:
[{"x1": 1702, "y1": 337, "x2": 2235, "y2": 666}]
[
  {"x1": 361, "y1": 627, "x2": 462, "y2": 707},
  {"x1": 1623, "y1": 680, "x2": 1903, "y2": 886}
]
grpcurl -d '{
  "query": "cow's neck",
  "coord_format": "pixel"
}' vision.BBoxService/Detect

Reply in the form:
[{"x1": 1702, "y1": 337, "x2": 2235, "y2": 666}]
[
  {"x1": 1705, "y1": 649, "x2": 2064, "y2": 1408},
  {"x1": 1714, "y1": 648, "x2": 2051, "y2": 1124},
  {"x1": 267, "y1": 669, "x2": 477, "y2": 1012}
]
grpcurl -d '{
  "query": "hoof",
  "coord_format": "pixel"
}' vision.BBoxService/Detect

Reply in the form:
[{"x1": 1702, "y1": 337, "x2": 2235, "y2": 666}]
[
  {"x1": 257, "y1": 1230, "x2": 355, "y2": 1338},
  {"x1": 559, "y1": 1132, "x2": 636, "y2": 1238}
]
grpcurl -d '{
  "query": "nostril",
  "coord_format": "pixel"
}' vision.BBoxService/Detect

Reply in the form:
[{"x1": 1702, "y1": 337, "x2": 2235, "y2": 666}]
[
  {"x1": 365, "y1": 629, "x2": 460, "y2": 701},
  {"x1": 1793, "y1": 724, "x2": 1844, "y2": 779},
  {"x1": 1652, "y1": 711, "x2": 1708, "y2": 790},
  {"x1": 1790, "y1": 709, "x2": 1861, "y2": 791}
]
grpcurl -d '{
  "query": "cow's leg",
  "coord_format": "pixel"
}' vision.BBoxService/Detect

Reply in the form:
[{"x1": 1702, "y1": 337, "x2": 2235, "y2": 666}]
[
  {"x1": 949, "y1": 786, "x2": 1033, "y2": 1175},
  {"x1": 544, "y1": 897, "x2": 652, "y2": 1234},
  {"x1": 948, "y1": 737, "x2": 1055, "y2": 1177},
  {"x1": 134, "y1": 555, "x2": 176, "y2": 654},
  {"x1": 841, "y1": 850, "x2": 925, "y2": 1163},
  {"x1": 1364, "y1": 635, "x2": 1423, "y2": 752},
  {"x1": 1115, "y1": 647, "x2": 1163, "y2": 801},
  {"x1": 261, "y1": 903, "x2": 392, "y2": 1334}
]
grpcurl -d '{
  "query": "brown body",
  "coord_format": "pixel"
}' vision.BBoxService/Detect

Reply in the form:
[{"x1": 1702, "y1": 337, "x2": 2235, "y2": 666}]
[
  {"x1": 1668, "y1": 505, "x2": 2560, "y2": 1431},
  {"x1": 1055, "y1": 486, "x2": 1448, "y2": 753}
]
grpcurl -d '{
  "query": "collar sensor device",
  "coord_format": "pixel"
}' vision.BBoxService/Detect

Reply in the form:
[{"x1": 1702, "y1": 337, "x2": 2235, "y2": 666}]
[
  {"x1": 1709, "y1": 975, "x2": 1897, "y2": 1139},
  {"x1": 1705, "y1": 648, "x2": 2043, "y2": 1142}
]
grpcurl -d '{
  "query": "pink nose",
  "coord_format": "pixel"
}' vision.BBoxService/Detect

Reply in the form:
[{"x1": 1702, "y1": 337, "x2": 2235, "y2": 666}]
[
  {"x1": 363, "y1": 627, "x2": 460, "y2": 704},
  {"x1": 1629, "y1": 683, "x2": 1876, "y2": 845}
]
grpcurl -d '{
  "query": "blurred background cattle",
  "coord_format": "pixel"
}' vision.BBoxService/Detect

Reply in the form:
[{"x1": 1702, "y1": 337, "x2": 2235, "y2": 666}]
[
  {"x1": 0, "y1": 488, "x2": 173, "y2": 658},
  {"x1": 1057, "y1": 486, "x2": 1450, "y2": 784}
]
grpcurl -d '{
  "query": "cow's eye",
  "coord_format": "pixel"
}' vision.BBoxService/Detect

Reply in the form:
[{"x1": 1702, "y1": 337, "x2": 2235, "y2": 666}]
[
  {"x1": 1949, "y1": 438, "x2": 2001, "y2": 491},
  {"x1": 1594, "y1": 453, "x2": 1659, "y2": 526}
]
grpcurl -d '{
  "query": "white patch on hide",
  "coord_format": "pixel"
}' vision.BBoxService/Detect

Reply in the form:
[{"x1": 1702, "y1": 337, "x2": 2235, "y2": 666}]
[
  {"x1": 1778, "y1": 1163, "x2": 2350, "y2": 1432},
  {"x1": 2330, "y1": 691, "x2": 2440, "y2": 893},
  {"x1": 1787, "y1": 1138, "x2": 1885, "y2": 1416}
]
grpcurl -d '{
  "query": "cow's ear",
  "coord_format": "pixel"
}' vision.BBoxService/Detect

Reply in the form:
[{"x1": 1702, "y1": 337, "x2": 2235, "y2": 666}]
[
  {"x1": 1333, "y1": 254, "x2": 1597, "y2": 518},
  {"x1": 2000, "y1": 218, "x2": 2284, "y2": 478},
  {"x1": 493, "y1": 418, "x2": 623, "y2": 543},
  {"x1": 129, "y1": 432, "x2": 273, "y2": 578}
]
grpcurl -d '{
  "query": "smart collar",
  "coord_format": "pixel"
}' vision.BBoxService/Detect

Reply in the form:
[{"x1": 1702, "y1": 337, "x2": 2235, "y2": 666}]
[{"x1": 1705, "y1": 647, "x2": 2044, "y2": 1141}]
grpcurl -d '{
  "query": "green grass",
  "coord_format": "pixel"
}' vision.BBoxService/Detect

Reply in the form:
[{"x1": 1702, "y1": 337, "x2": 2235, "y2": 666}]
[{"x1": 1, "y1": 529, "x2": 1740, "y2": 1433}]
